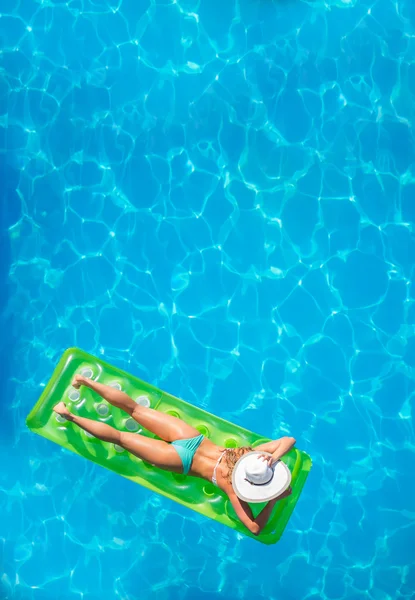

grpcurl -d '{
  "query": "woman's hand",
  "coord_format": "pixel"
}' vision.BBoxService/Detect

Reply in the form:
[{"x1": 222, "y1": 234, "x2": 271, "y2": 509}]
[{"x1": 257, "y1": 453, "x2": 275, "y2": 468}]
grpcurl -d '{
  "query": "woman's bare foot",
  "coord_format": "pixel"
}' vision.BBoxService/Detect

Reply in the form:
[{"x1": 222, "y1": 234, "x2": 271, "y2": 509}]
[
  {"x1": 53, "y1": 402, "x2": 72, "y2": 420},
  {"x1": 71, "y1": 374, "x2": 86, "y2": 389}
]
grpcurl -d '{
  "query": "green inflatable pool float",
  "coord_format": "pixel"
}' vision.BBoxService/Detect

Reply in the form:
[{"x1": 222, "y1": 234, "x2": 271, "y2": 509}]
[{"x1": 26, "y1": 348, "x2": 312, "y2": 544}]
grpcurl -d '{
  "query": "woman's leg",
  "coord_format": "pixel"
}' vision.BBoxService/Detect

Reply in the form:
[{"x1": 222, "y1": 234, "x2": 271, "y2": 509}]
[
  {"x1": 53, "y1": 402, "x2": 183, "y2": 471},
  {"x1": 72, "y1": 375, "x2": 200, "y2": 442},
  {"x1": 72, "y1": 375, "x2": 136, "y2": 413}
]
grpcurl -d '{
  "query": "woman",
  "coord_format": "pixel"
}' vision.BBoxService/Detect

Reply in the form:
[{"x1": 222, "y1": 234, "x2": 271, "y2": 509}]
[{"x1": 54, "y1": 375, "x2": 296, "y2": 536}]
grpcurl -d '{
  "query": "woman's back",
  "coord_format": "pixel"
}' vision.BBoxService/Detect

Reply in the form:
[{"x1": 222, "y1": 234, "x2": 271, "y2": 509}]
[{"x1": 189, "y1": 439, "x2": 253, "y2": 491}]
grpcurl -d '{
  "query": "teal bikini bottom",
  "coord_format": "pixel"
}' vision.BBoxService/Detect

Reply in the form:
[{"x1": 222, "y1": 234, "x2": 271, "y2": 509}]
[{"x1": 171, "y1": 434, "x2": 204, "y2": 474}]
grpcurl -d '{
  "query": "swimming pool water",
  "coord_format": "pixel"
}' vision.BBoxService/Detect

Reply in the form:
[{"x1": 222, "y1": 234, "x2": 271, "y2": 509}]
[{"x1": 1, "y1": 0, "x2": 415, "y2": 598}]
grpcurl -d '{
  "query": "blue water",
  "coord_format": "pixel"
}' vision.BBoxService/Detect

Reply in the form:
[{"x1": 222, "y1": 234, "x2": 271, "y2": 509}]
[{"x1": 1, "y1": 0, "x2": 415, "y2": 598}]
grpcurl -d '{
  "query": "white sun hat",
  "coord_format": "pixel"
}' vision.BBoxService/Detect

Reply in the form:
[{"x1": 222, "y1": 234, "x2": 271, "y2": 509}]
[{"x1": 232, "y1": 451, "x2": 292, "y2": 503}]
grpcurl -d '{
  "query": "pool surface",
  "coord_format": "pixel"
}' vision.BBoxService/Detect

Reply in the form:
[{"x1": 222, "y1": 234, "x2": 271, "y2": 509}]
[{"x1": 1, "y1": 0, "x2": 415, "y2": 599}]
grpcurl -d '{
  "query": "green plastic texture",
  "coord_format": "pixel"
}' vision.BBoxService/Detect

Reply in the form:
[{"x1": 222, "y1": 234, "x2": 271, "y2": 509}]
[{"x1": 26, "y1": 348, "x2": 312, "y2": 544}]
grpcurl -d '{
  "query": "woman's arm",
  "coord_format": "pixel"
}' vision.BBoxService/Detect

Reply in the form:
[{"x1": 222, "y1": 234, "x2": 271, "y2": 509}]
[
  {"x1": 227, "y1": 492, "x2": 277, "y2": 536},
  {"x1": 251, "y1": 497, "x2": 278, "y2": 535},
  {"x1": 255, "y1": 436, "x2": 296, "y2": 464}
]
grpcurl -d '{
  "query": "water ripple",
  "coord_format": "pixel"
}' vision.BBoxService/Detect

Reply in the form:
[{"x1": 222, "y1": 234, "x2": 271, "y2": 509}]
[{"x1": 1, "y1": 0, "x2": 415, "y2": 599}]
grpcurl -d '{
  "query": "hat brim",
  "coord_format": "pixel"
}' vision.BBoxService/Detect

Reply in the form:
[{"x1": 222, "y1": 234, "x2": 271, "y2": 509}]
[{"x1": 232, "y1": 451, "x2": 292, "y2": 503}]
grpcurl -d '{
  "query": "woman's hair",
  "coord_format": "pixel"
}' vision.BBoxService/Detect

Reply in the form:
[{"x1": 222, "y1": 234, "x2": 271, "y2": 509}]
[{"x1": 223, "y1": 446, "x2": 253, "y2": 484}]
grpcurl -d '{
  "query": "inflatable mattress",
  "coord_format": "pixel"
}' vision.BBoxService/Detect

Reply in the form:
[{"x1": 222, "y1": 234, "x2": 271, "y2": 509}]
[{"x1": 26, "y1": 348, "x2": 311, "y2": 544}]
